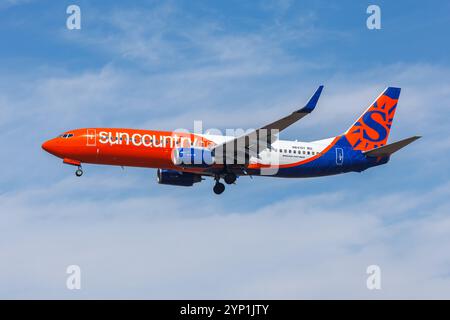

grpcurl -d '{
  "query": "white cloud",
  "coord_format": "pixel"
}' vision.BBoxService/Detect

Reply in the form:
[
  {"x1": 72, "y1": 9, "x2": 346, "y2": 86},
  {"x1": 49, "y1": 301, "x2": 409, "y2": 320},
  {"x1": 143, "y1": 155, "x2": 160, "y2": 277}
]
[
  {"x1": 1, "y1": 178, "x2": 450, "y2": 298},
  {"x1": 0, "y1": 0, "x2": 32, "y2": 10}
]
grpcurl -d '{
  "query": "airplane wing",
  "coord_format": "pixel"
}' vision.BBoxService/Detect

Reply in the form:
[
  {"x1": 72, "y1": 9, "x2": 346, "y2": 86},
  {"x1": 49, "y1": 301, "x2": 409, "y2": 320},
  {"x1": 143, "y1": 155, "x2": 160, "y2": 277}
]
[
  {"x1": 363, "y1": 136, "x2": 421, "y2": 157},
  {"x1": 211, "y1": 85, "x2": 324, "y2": 164}
]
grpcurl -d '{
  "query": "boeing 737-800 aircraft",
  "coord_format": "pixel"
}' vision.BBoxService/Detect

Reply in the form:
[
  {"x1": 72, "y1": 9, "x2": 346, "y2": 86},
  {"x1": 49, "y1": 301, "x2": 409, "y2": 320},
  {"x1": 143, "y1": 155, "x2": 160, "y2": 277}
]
[{"x1": 42, "y1": 86, "x2": 420, "y2": 194}]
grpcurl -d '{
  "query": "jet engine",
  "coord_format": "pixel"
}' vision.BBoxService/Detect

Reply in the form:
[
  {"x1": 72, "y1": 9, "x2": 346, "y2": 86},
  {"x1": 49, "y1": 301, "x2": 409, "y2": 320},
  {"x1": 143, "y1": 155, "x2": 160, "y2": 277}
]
[{"x1": 156, "y1": 169, "x2": 202, "y2": 187}]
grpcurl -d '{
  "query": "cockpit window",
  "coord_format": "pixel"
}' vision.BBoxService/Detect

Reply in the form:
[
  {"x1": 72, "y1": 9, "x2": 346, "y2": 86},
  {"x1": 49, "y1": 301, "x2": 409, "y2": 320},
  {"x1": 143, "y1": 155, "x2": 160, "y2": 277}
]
[{"x1": 59, "y1": 133, "x2": 74, "y2": 139}]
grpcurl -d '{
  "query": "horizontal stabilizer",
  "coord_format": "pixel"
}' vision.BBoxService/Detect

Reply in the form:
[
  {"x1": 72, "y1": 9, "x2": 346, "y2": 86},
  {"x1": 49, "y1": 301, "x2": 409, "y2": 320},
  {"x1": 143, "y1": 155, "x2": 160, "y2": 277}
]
[{"x1": 363, "y1": 136, "x2": 421, "y2": 157}]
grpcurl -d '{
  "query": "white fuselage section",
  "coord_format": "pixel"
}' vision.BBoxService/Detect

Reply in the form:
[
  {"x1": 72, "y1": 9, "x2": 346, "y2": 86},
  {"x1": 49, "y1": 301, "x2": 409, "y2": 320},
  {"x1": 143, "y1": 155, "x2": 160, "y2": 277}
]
[{"x1": 202, "y1": 134, "x2": 335, "y2": 165}]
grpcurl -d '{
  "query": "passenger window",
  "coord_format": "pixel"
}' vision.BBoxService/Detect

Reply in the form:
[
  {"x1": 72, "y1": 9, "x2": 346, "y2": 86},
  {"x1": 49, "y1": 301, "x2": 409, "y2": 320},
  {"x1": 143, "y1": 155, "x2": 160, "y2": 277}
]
[
  {"x1": 289, "y1": 150, "x2": 291, "y2": 153},
  {"x1": 307, "y1": 151, "x2": 310, "y2": 155}
]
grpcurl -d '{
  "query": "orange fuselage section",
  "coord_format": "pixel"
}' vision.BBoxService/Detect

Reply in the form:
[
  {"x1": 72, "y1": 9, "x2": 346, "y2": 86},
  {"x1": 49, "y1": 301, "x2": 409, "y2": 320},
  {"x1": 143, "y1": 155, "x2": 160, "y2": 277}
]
[{"x1": 41, "y1": 128, "x2": 214, "y2": 170}]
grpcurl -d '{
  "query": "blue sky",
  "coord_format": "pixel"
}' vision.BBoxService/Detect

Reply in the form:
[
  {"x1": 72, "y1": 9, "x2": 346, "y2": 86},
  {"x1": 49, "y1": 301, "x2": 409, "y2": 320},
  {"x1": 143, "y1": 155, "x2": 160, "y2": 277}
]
[{"x1": 1, "y1": 0, "x2": 450, "y2": 298}]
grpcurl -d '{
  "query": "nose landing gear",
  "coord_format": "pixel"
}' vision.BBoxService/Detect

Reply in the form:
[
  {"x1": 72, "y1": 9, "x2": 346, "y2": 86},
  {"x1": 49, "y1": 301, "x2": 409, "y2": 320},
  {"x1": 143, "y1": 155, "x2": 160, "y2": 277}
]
[{"x1": 75, "y1": 166, "x2": 83, "y2": 177}]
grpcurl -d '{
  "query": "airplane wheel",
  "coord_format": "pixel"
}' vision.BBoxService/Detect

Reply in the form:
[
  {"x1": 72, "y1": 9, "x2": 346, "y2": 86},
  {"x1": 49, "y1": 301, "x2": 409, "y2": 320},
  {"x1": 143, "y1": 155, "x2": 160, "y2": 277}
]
[
  {"x1": 213, "y1": 182, "x2": 225, "y2": 195},
  {"x1": 224, "y1": 173, "x2": 237, "y2": 185},
  {"x1": 75, "y1": 169, "x2": 83, "y2": 177}
]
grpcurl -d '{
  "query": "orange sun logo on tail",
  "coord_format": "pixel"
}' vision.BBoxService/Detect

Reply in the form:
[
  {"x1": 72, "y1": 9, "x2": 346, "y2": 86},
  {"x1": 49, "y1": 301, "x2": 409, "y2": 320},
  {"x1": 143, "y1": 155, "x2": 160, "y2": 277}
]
[{"x1": 345, "y1": 87, "x2": 400, "y2": 151}]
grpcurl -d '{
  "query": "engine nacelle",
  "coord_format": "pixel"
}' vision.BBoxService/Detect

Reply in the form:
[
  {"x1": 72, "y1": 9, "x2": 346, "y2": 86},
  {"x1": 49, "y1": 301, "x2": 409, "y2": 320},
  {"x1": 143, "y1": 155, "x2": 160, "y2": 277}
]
[
  {"x1": 157, "y1": 169, "x2": 201, "y2": 187},
  {"x1": 171, "y1": 147, "x2": 215, "y2": 168}
]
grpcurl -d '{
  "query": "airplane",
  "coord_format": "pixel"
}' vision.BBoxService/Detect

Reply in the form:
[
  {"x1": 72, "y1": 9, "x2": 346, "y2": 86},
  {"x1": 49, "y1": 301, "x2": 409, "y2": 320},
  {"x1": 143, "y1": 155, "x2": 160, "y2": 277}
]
[{"x1": 42, "y1": 86, "x2": 420, "y2": 194}]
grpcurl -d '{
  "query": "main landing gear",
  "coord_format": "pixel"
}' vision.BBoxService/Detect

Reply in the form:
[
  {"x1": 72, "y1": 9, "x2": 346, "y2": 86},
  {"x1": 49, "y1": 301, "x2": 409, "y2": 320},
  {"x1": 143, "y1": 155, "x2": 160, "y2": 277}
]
[
  {"x1": 213, "y1": 181, "x2": 225, "y2": 195},
  {"x1": 212, "y1": 173, "x2": 237, "y2": 195},
  {"x1": 224, "y1": 173, "x2": 237, "y2": 185},
  {"x1": 75, "y1": 166, "x2": 83, "y2": 177},
  {"x1": 213, "y1": 175, "x2": 225, "y2": 195}
]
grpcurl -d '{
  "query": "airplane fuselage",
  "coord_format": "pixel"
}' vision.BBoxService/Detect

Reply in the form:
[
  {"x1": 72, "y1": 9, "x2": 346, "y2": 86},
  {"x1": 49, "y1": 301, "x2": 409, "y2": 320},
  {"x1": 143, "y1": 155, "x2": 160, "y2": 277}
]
[{"x1": 42, "y1": 128, "x2": 387, "y2": 178}]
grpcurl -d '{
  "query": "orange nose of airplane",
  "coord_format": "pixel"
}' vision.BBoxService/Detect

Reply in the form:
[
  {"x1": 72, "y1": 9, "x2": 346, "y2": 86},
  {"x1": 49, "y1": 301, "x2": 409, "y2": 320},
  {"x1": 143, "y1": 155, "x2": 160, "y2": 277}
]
[{"x1": 41, "y1": 139, "x2": 57, "y2": 154}]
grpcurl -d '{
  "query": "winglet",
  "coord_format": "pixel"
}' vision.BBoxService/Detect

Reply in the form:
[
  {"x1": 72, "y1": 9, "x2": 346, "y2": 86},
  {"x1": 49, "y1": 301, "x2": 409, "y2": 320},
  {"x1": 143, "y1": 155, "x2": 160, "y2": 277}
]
[
  {"x1": 364, "y1": 136, "x2": 421, "y2": 157},
  {"x1": 298, "y1": 85, "x2": 324, "y2": 113}
]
